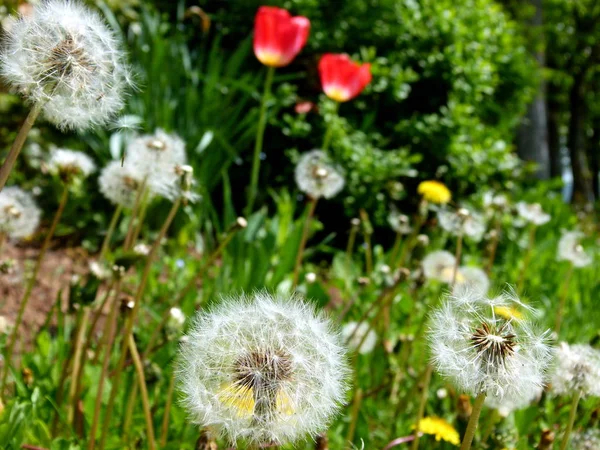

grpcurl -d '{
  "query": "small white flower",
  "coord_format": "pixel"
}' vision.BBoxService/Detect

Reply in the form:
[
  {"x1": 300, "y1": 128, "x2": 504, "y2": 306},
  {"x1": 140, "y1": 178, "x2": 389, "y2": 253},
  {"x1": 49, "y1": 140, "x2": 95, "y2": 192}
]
[
  {"x1": 133, "y1": 243, "x2": 150, "y2": 256},
  {"x1": 169, "y1": 307, "x2": 186, "y2": 328},
  {"x1": 422, "y1": 250, "x2": 456, "y2": 283},
  {"x1": 294, "y1": 150, "x2": 345, "y2": 200},
  {"x1": 177, "y1": 291, "x2": 349, "y2": 446},
  {"x1": 342, "y1": 321, "x2": 377, "y2": 355},
  {"x1": 98, "y1": 160, "x2": 144, "y2": 208},
  {"x1": 89, "y1": 260, "x2": 111, "y2": 280},
  {"x1": 551, "y1": 342, "x2": 600, "y2": 398},
  {"x1": 483, "y1": 191, "x2": 508, "y2": 210},
  {"x1": 557, "y1": 231, "x2": 593, "y2": 268},
  {"x1": 47, "y1": 148, "x2": 95, "y2": 179},
  {"x1": 454, "y1": 266, "x2": 490, "y2": 295},
  {"x1": 437, "y1": 207, "x2": 486, "y2": 242},
  {"x1": 428, "y1": 287, "x2": 552, "y2": 407},
  {"x1": 1, "y1": 0, "x2": 132, "y2": 130},
  {"x1": 516, "y1": 202, "x2": 550, "y2": 226},
  {"x1": 0, "y1": 186, "x2": 41, "y2": 239},
  {"x1": 0, "y1": 315, "x2": 13, "y2": 335},
  {"x1": 388, "y1": 208, "x2": 411, "y2": 235}
]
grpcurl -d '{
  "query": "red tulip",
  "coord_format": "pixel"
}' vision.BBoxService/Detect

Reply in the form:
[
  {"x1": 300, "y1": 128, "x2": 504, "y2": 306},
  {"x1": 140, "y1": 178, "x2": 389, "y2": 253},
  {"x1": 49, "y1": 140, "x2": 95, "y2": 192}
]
[
  {"x1": 253, "y1": 6, "x2": 310, "y2": 68},
  {"x1": 318, "y1": 54, "x2": 372, "y2": 102}
]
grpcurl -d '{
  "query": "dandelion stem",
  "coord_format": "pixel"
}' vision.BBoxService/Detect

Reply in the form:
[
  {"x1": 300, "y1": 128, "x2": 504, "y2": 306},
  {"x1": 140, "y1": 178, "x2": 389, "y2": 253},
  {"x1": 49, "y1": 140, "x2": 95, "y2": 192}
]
[
  {"x1": 359, "y1": 209, "x2": 373, "y2": 275},
  {"x1": 485, "y1": 214, "x2": 502, "y2": 275},
  {"x1": 397, "y1": 206, "x2": 426, "y2": 268},
  {"x1": 292, "y1": 196, "x2": 318, "y2": 288},
  {"x1": 1, "y1": 185, "x2": 68, "y2": 394},
  {"x1": 345, "y1": 220, "x2": 359, "y2": 261},
  {"x1": 99, "y1": 198, "x2": 181, "y2": 450},
  {"x1": 559, "y1": 390, "x2": 581, "y2": 450},
  {"x1": 321, "y1": 102, "x2": 339, "y2": 152},
  {"x1": 460, "y1": 392, "x2": 486, "y2": 450},
  {"x1": 0, "y1": 103, "x2": 43, "y2": 191},
  {"x1": 554, "y1": 263, "x2": 574, "y2": 335},
  {"x1": 246, "y1": 65, "x2": 275, "y2": 216},
  {"x1": 517, "y1": 225, "x2": 537, "y2": 293},
  {"x1": 67, "y1": 307, "x2": 91, "y2": 427},
  {"x1": 124, "y1": 179, "x2": 147, "y2": 251},
  {"x1": 88, "y1": 282, "x2": 121, "y2": 450},
  {"x1": 389, "y1": 232, "x2": 403, "y2": 267},
  {"x1": 345, "y1": 388, "x2": 363, "y2": 446},
  {"x1": 159, "y1": 373, "x2": 176, "y2": 446},
  {"x1": 130, "y1": 186, "x2": 151, "y2": 246},
  {"x1": 451, "y1": 231, "x2": 464, "y2": 288},
  {"x1": 410, "y1": 364, "x2": 433, "y2": 450},
  {"x1": 99, "y1": 204, "x2": 123, "y2": 260},
  {"x1": 128, "y1": 335, "x2": 156, "y2": 450}
]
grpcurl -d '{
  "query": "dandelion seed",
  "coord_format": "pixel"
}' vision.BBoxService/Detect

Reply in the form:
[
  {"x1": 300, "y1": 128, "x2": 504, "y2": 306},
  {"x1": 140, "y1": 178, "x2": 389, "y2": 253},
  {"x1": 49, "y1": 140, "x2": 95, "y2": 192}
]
[
  {"x1": 557, "y1": 231, "x2": 593, "y2": 268},
  {"x1": 417, "y1": 180, "x2": 451, "y2": 205},
  {"x1": 414, "y1": 417, "x2": 460, "y2": 446},
  {"x1": 294, "y1": 150, "x2": 345, "y2": 200},
  {"x1": 342, "y1": 321, "x2": 377, "y2": 355},
  {"x1": 422, "y1": 250, "x2": 457, "y2": 284},
  {"x1": 428, "y1": 286, "x2": 552, "y2": 407},
  {"x1": 47, "y1": 148, "x2": 95, "y2": 180},
  {"x1": 551, "y1": 342, "x2": 600, "y2": 398},
  {"x1": 0, "y1": 186, "x2": 41, "y2": 239},
  {"x1": 516, "y1": 202, "x2": 550, "y2": 226},
  {"x1": 1, "y1": 0, "x2": 132, "y2": 130},
  {"x1": 176, "y1": 291, "x2": 350, "y2": 446}
]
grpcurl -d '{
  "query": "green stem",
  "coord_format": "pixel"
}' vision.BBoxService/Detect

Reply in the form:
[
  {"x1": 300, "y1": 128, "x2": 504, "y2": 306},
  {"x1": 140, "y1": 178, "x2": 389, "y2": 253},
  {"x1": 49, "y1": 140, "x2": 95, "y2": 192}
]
[
  {"x1": 130, "y1": 186, "x2": 151, "y2": 247},
  {"x1": 460, "y1": 392, "x2": 486, "y2": 450},
  {"x1": 159, "y1": 373, "x2": 176, "y2": 446},
  {"x1": 99, "y1": 204, "x2": 123, "y2": 260},
  {"x1": 321, "y1": 102, "x2": 339, "y2": 151},
  {"x1": 67, "y1": 307, "x2": 91, "y2": 426},
  {"x1": 345, "y1": 388, "x2": 363, "y2": 446},
  {"x1": 292, "y1": 196, "x2": 318, "y2": 288},
  {"x1": 559, "y1": 390, "x2": 581, "y2": 450},
  {"x1": 451, "y1": 231, "x2": 464, "y2": 288},
  {"x1": 1, "y1": 185, "x2": 69, "y2": 394},
  {"x1": 0, "y1": 103, "x2": 43, "y2": 191},
  {"x1": 246, "y1": 66, "x2": 275, "y2": 216},
  {"x1": 411, "y1": 364, "x2": 433, "y2": 450},
  {"x1": 99, "y1": 198, "x2": 181, "y2": 450},
  {"x1": 128, "y1": 335, "x2": 156, "y2": 450},
  {"x1": 554, "y1": 264, "x2": 574, "y2": 335}
]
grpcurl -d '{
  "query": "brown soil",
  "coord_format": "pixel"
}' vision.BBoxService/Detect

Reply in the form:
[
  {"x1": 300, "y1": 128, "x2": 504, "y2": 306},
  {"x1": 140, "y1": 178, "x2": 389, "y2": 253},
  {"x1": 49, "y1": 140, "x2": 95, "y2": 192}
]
[{"x1": 0, "y1": 242, "x2": 89, "y2": 353}]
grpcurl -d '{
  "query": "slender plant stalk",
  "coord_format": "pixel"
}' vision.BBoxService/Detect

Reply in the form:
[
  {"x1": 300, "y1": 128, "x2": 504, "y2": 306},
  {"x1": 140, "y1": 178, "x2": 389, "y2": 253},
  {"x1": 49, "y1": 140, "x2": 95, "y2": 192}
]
[
  {"x1": 130, "y1": 187, "x2": 151, "y2": 246},
  {"x1": 559, "y1": 390, "x2": 581, "y2": 450},
  {"x1": 292, "y1": 196, "x2": 318, "y2": 288},
  {"x1": 67, "y1": 307, "x2": 91, "y2": 426},
  {"x1": 345, "y1": 388, "x2": 363, "y2": 446},
  {"x1": 123, "y1": 179, "x2": 147, "y2": 251},
  {"x1": 159, "y1": 373, "x2": 177, "y2": 446},
  {"x1": 246, "y1": 65, "x2": 275, "y2": 216},
  {"x1": 0, "y1": 103, "x2": 43, "y2": 191},
  {"x1": 128, "y1": 335, "x2": 156, "y2": 450},
  {"x1": 1, "y1": 185, "x2": 69, "y2": 393},
  {"x1": 554, "y1": 263, "x2": 574, "y2": 335},
  {"x1": 99, "y1": 205, "x2": 123, "y2": 260},
  {"x1": 517, "y1": 225, "x2": 537, "y2": 292},
  {"x1": 485, "y1": 214, "x2": 502, "y2": 275},
  {"x1": 410, "y1": 364, "x2": 433, "y2": 450},
  {"x1": 87, "y1": 281, "x2": 117, "y2": 364},
  {"x1": 345, "y1": 221, "x2": 359, "y2": 260},
  {"x1": 359, "y1": 209, "x2": 373, "y2": 274},
  {"x1": 460, "y1": 392, "x2": 486, "y2": 450},
  {"x1": 88, "y1": 282, "x2": 121, "y2": 450},
  {"x1": 389, "y1": 232, "x2": 403, "y2": 266},
  {"x1": 99, "y1": 198, "x2": 181, "y2": 450},
  {"x1": 321, "y1": 102, "x2": 339, "y2": 152},
  {"x1": 397, "y1": 207, "x2": 426, "y2": 268},
  {"x1": 451, "y1": 231, "x2": 464, "y2": 288},
  {"x1": 0, "y1": 232, "x2": 6, "y2": 253}
]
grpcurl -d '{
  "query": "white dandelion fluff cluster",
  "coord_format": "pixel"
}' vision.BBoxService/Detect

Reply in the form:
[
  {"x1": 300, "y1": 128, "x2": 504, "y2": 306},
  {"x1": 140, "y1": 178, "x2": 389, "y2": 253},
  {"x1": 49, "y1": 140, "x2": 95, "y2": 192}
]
[
  {"x1": 455, "y1": 266, "x2": 490, "y2": 295},
  {"x1": 571, "y1": 429, "x2": 600, "y2": 450},
  {"x1": 437, "y1": 207, "x2": 486, "y2": 242},
  {"x1": 551, "y1": 342, "x2": 600, "y2": 398},
  {"x1": 294, "y1": 150, "x2": 345, "y2": 200},
  {"x1": 0, "y1": 0, "x2": 132, "y2": 130},
  {"x1": 428, "y1": 287, "x2": 552, "y2": 409},
  {"x1": 422, "y1": 250, "x2": 456, "y2": 283},
  {"x1": 47, "y1": 148, "x2": 96, "y2": 179},
  {"x1": 388, "y1": 208, "x2": 411, "y2": 235},
  {"x1": 98, "y1": 160, "x2": 142, "y2": 208},
  {"x1": 176, "y1": 292, "x2": 350, "y2": 446},
  {"x1": 0, "y1": 186, "x2": 41, "y2": 239},
  {"x1": 557, "y1": 231, "x2": 593, "y2": 268},
  {"x1": 516, "y1": 202, "x2": 551, "y2": 226}
]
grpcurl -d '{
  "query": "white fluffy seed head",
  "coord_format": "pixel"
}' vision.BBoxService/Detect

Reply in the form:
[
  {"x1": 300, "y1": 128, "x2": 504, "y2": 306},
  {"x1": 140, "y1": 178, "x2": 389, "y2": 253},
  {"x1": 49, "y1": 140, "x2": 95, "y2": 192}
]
[
  {"x1": 0, "y1": 186, "x2": 41, "y2": 239},
  {"x1": 516, "y1": 202, "x2": 550, "y2": 226},
  {"x1": 454, "y1": 266, "x2": 490, "y2": 295},
  {"x1": 551, "y1": 342, "x2": 600, "y2": 398},
  {"x1": 557, "y1": 231, "x2": 593, "y2": 268},
  {"x1": 571, "y1": 429, "x2": 600, "y2": 450},
  {"x1": 1, "y1": 0, "x2": 132, "y2": 130},
  {"x1": 125, "y1": 129, "x2": 188, "y2": 201},
  {"x1": 294, "y1": 150, "x2": 345, "y2": 200},
  {"x1": 422, "y1": 250, "x2": 456, "y2": 283},
  {"x1": 47, "y1": 148, "x2": 96, "y2": 180},
  {"x1": 98, "y1": 160, "x2": 144, "y2": 208},
  {"x1": 342, "y1": 321, "x2": 377, "y2": 355},
  {"x1": 176, "y1": 291, "x2": 350, "y2": 446},
  {"x1": 388, "y1": 208, "x2": 411, "y2": 235},
  {"x1": 437, "y1": 207, "x2": 486, "y2": 242},
  {"x1": 428, "y1": 286, "x2": 553, "y2": 407}
]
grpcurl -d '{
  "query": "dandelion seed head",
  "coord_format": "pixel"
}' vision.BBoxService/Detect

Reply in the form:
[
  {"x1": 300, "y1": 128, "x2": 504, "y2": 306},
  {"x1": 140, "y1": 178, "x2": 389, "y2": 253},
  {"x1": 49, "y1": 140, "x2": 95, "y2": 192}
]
[
  {"x1": 294, "y1": 150, "x2": 345, "y2": 199},
  {"x1": 557, "y1": 231, "x2": 593, "y2": 268},
  {"x1": 47, "y1": 148, "x2": 95, "y2": 179},
  {"x1": 98, "y1": 160, "x2": 144, "y2": 208},
  {"x1": 1, "y1": 0, "x2": 132, "y2": 130},
  {"x1": 176, "y1": 291, "x2": 350, "y2": 446},
  {"x1": 428, "y1": 286, "x2": 552, "y2": 406},
  {"x1": 0, "y1": 186, "x2": 41, "y2": 239},
  {"x1": 437, "y1": 207, "x2": 486, "y2": 242},
  {"x1": 454, "y1": 266, "x2": 489, "y2": 295},
  {"x1": 516, "y1": 202, "x2": 550, "y2": 226},
  {"x1": 551, "y1": 342, "x2": 600, "y2": 397},
  {"x1": 388, "y1": 208, "x2": 411, "y2": 235},
  {"x1": 342, "y1": 321, "x2": 377, "y2": 355},
  {"x1": 571, "y1": 429, "x2": 600, "y2": 450},
  {"x1": 422, "y1": 250, "x2": 456, "y2": 283}
]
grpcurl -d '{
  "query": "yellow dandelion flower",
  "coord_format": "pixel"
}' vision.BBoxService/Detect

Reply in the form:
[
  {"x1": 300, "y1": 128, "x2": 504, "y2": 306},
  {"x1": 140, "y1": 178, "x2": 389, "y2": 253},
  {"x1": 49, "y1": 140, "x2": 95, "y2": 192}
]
[
  {"x1": 415, "y1": 416, "x2": 460, "y2": 446},
  {"x1": 494, "y1": 306, "x2": 523, "y2": 321},
  {"x1": 418, "y1": 180, "x2": 452, "y2": 204}
]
